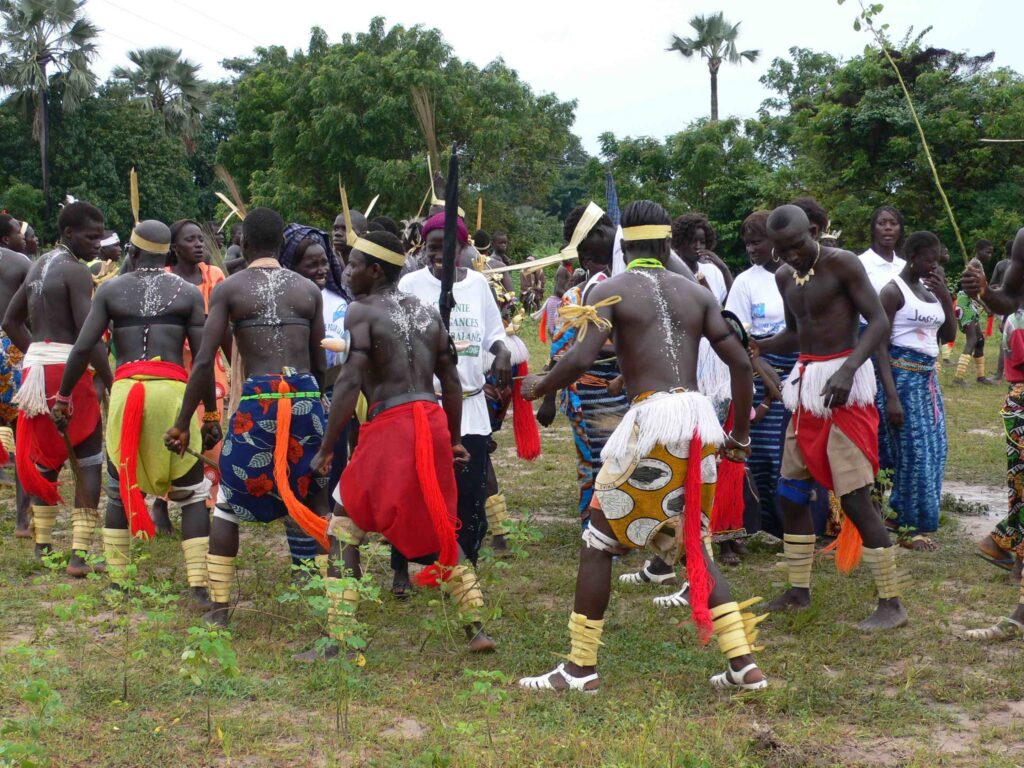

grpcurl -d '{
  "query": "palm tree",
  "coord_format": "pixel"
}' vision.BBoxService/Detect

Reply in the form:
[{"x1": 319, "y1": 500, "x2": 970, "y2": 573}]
[
  {"x1": 667, "y1": 12, "x2": 759, "y2": 122},
  {"x1": 0, "y1": 0, "x2": 99, "y2": 215},
  {"x1": 112, "y1": 47, "x2": 209, "y2": 151}
]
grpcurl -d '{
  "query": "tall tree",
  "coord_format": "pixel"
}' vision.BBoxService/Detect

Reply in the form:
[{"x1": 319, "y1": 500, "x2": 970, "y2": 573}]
[
  {"x1": 112, "y1": 46, "x2": 209, "y2": 151},
  {"x1": 0, "y1": 0, "x2": 98, "y2": 214},
  {"x1": 667, "y1": 11, "x2": 759, "y2": 122}
]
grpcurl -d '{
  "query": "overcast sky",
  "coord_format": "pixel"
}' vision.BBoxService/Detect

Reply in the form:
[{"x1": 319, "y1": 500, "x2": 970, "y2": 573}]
[{"x1": 85, "y1": 0, "x2": 1023, "y2": 154}]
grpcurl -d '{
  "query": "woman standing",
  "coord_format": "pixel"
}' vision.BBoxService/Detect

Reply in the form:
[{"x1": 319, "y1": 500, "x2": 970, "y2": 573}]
[
  {"x1": 876, "y1": 232, "x2": 956, "y2": 550},
  {"x1": 279, "y1": 223, "x2": 348, "y2": 573}
]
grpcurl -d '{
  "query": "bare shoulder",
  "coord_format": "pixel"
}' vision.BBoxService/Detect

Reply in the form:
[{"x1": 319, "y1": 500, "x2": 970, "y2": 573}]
[
  {"x1": 823, "y1": 247, "x2": 862, "y2": 273},
  {"x1": 0, "y1": 248, "x2": 30, "y2": 280}
]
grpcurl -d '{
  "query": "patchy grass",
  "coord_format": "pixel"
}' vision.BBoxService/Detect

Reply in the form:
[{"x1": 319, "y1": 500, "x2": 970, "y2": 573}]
[{"x1": 1, "y1": 320, "x2": 1022, "y2": 767}]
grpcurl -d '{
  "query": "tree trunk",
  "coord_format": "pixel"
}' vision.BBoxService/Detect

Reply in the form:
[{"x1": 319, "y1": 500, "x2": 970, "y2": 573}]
[
  {"x1": 709, "y1": 65, "x2": 719, "y2": 122},
  {"x1": 38, "y1": 83, "x2": 51, "y2": 218}
]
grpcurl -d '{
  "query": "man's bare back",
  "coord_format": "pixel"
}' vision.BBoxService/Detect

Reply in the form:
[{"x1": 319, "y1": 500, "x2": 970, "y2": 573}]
[
  {"x1": 0, "y1": 248, "x2": 30, "y2": 321},
  {"x1": 587, "y1": 270, "x2": 724, "y2": 394},
  {"x1": 215, "y1": 267, "x2": 324, "y2": 378},
  {"x1": 344, "y1": 289, "x2": 447, "y2": 404}
]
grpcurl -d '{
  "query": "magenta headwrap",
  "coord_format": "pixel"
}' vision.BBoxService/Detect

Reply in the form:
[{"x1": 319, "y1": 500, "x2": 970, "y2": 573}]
[{"x1": 421, "y1": 212, "x2": 468, "y2": 245}]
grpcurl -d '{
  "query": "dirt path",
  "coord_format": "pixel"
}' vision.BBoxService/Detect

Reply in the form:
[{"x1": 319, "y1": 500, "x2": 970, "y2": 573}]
[{"x1": 942, "y1": 480, "x2": 1005, "y2": 539}]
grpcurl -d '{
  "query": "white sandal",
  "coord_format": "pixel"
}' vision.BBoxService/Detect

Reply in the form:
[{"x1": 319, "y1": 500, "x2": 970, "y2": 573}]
[
  {"x1": 618, "y1": 559, "x2": 677, "y2": 586},
  {"x1": 652, "y1": 582, "x2": 690, "y2": 608},
  {"x1": 710, "y1": 662, "x2": 768, "y2": 691},
  {"x1": 963, "y1": 617, "x2": 1024, "y2": 642},
  {"x1": 518, "y1": 663, "x2": 599, "y2": 693}
]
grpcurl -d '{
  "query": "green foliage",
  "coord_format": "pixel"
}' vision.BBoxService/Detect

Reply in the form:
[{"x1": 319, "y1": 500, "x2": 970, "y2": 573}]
[
  {"x1": 219, "y1": 18, "x2": 576, "y2": 256},
  {"x1": 0, "y1": 182, "x2": 44, "y2": 226}
]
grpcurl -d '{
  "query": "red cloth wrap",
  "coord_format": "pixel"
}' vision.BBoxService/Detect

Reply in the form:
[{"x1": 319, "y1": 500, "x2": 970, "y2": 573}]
[
  {"x1": 793, "y1": 352, "x2": 880, "y2": 573},
  {"x1": 16, "y1": 364, "x2": 100, "y2": 504},
  {"x1": 684, "y1": 434, "x2": 714, "y2": 642},
  {"x1": 113, "y1": 361, "x2": 189, "y2": 539},
  {"x1": 339, "y1": 400, "x2": 459, "y2": 587},
  {"x1": 711, "y1": 405, "x2": 745, "y2": 535},
  {"x1": 511, "y1": 361, "x2": 541, "y2": 460}
]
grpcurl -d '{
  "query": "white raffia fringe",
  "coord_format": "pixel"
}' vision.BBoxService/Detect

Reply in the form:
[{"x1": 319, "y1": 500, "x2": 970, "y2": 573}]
[
  {"x1": 601, "y1": 391, "x2": 724, "y2": 464},
  {"x1": 782, "y1": 355, "x2": 876, "y2": 417},
  {"x1": 505, "y1": 334, "x2": 530, "y2": 367},
  {"x1": 13, "y1": 342, "x2": 74, "y2": 417},
  {"x1": 697, "y1": 338, "x2": 732, "y2": 408}
]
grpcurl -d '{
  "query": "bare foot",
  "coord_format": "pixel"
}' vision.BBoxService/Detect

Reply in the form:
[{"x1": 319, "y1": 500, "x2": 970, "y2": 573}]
[
  {"x1": 491, "y1": 534, "x2": 509, "y2": 552},
  {"x1": 293, "y1": 639, "x2": 341, "y2": 662},
  {"x1": 901, "y1": 535, "x2": 939, "y2": 552},
  {"x1": 33, "y1": 543, "x2": 51, "y2": 560},
  {"x1": 202, "y1": 603, "x2": 230, "y2": 627},
  {"x1": 767, "y1": 587, "x2": 810, "y2": 612},
  {"x1": 187, "y1": 587, "x2": 212, "y2": 611},
  {"x1": 855, "y1": 598, "x2": 908, "y2": 632},
  {"x1": 391, "y1": 570, "x2": 412, "y2": 600},
  {"x1": 718, "y1": 540, "x2": 741, "y2": 567},
  {"x1": 14, "y1": 526, "x2": 32, "y2": 539},
  {"x1": 66, "y1": 552, "x2": 105, "y2": 578},
  {"x1": 466, "y1": 625, "x2": 497, "y2": 653}
]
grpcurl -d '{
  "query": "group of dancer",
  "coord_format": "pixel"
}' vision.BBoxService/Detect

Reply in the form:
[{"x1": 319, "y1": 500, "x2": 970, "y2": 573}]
[{"x1": 0, "y1": 182, "x2": 1021, "y2": 693}]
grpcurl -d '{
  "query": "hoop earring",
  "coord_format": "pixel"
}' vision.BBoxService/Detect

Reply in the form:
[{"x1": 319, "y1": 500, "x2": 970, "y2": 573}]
[{"x1": 771, "y1": 248, "x2": 780, "y2": 264}]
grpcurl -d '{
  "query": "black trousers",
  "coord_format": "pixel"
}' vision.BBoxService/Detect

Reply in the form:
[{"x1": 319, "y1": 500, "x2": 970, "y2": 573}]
[{"x1": 392, "y1": 433, "x2": 491, "y2": 570}]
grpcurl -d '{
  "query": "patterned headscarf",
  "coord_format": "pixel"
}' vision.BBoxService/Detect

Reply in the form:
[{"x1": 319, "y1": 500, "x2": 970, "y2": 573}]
[{"x1": 280, "y1": 223, "x2": 345, "y2": 296}]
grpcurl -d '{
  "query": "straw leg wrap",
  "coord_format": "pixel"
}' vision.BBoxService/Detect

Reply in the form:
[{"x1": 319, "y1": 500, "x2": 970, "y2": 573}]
[
  {"x1": 782, "y1": 533, "x2": 816, "y2": 590},
  {"x1": 735, "y1": 596, "x2": 769, "y2": 652},
  {"x1": 444, "y1": 564, "x2": 485, "y2": 624},
  {"x1": 206, "y1": 554, "x2": 236, "y2": 605},
  {"x1": 70, "y1": 507, "x2": 99, "y2": 553},
  {"x1": 327, "y1": 514, "x2": 366, "y2": 548},
  {"x1": 181, "y1": 536, "x2": 209, "y2": 588},
  {"x1": 566, "y1": 612, "x2": 605, "y2": 667},
  {"x1": 1019, "y1": 579, "x2": 1024, "y2": 605},
  {"x1": 326, "y1": 576, "x2": 360, "y2": 644},
  {"x1": 955, "y1": 354, "x2": 970, "y2": 381},
  {"x1": 102, "y1": 527, "x2": 131, "y2": 584},
  {"x1": 314, "y1": 554, "x2": 329, "y2": 579},
  {"x1": 975, "y1": 355, "x2": 987, "y2": 378},
  {"x1": 712, "y1": 601, "x2": 754, "y2": 660},
  {"x1": 31, "y1": 505, "x2": 59, "y2": 546},
  {"x1": 485, "y1": 494, "x2": 510, "y2": 536},
  {"x1": 0, "y1": 425, "x2": 15, "y2": 455},
  {"x1": 861, "y1": 546, "x2": 908, "y2": 600}
]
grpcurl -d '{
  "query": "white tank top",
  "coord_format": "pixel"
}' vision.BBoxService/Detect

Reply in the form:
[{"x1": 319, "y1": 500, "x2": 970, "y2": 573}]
[{"x1": 889, "y1": 275, "x2": 945, "y2": 357}]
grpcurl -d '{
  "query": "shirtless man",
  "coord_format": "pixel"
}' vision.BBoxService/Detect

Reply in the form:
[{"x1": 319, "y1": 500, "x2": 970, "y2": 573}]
[
  {"x1": 962, "y1": 227, "x2": 1024, "y2": 638},
  {"x1": 759, "y1": 205, "x2": 907, "y2": 631},
  {"x1": 310, "y1": 230, "x2": 496, "y2": 652},
  {"x1": 54, "y1": 220, "x2": 217, "y2": 604},
  {"x1": 3, "y1": 202, "x2": 112, "y2": 576},
  {"x1": 0, "y1": 215, "x2": 32, "y2": 533},
  {"x1": 166, "y1": 207, "x2": 331, "y2": 628},
  {"x1": 518, "y1": 200, "x2": 765, "y2": 692},
  {"x1": 223, "y1": 222, "x2": 246, "y2": 275}
]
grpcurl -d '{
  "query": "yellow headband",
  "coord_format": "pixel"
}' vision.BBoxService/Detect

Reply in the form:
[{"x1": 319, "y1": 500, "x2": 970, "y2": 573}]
[
  {"x1": 351, "y1": 237, "x2": 406, "y2": 267},
  {"x1": 621, "y1": 224, "x2": 671, "y2": 241},
  {"x1": 130, "y1": 230, "x2": 170, "y2": 255},
  {"x1": 19, "y1": 220, "x2": 28, "y2": 236},
  {"x1": 483, "y1": 201, "x2": 606, "y2": 276}
]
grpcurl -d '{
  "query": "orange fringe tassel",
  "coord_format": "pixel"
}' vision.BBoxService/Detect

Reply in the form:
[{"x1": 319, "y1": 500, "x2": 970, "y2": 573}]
[
  {"x1": 820, "y1": 517, "x2": 863, "y2": 573},
  {"x1": 411, "y1": 401, "x2": 461, "y2": 587},
  {"x1": 271, "y1": 379, "x2": 329, "y2": 551},
  {"x1": 538, "y1": 309, "x2": 548, "y2": 344}
]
